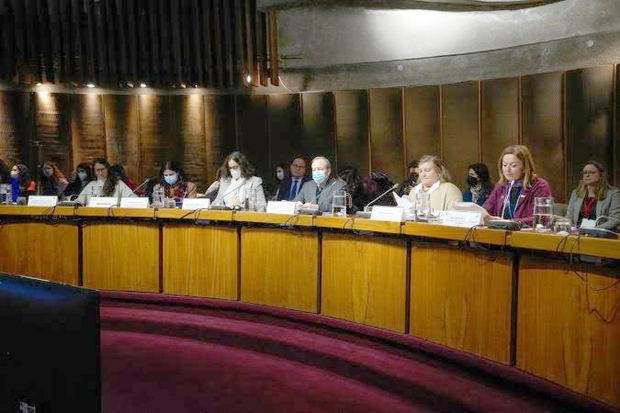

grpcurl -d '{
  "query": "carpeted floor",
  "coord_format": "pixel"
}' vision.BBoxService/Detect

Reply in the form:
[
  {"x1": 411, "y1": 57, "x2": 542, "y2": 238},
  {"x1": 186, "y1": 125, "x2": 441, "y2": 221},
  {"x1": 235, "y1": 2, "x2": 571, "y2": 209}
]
[{"x1": 100, "y1": 292, "x2": 617, "y2": 413}]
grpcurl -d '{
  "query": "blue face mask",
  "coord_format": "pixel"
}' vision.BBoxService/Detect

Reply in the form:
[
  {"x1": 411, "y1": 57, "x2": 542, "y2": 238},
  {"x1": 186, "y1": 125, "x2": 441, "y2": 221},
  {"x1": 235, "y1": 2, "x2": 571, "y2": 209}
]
[
  {"x1": 164, "y1": 174, "x2": 178, "y2": 185},
  {"x1": 312, "y1": 170, "x2": 326, "y2": 185}
]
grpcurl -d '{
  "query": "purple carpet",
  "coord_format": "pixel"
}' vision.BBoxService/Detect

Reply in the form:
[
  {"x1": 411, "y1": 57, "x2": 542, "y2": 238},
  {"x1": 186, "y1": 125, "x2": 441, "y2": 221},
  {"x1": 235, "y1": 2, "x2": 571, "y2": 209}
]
[{"x1": 100, "y1": 292, "x2": 618, "y2": 413}]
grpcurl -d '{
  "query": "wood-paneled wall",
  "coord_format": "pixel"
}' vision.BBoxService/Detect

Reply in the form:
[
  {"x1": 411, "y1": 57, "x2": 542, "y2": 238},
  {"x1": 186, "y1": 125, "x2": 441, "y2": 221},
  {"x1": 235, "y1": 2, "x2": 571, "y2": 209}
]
[{"x1": 1, "y1": 63, "x2": 619, "y2": 201}]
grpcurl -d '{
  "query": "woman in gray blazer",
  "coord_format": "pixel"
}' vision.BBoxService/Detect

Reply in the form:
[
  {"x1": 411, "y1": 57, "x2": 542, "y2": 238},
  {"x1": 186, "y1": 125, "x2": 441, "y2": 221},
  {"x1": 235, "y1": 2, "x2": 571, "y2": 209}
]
[
  {"x1": 566, "y1": 160, "x2": 620, "y2": 231},
  {"x1": 213, "y1": 151, "x2": 266, "y2": 209}
]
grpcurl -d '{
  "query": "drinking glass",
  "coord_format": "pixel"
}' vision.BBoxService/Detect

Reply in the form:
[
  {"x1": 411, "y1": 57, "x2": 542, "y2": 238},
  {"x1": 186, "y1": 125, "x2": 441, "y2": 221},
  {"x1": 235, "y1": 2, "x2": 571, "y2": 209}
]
[
  {"x1": 533, "y1": 196, "x2": 554, "y2": 232},
  {"x1": 415, "y1": 191, "x2": 430, "y2": 221},
  {"x1": 331, "y1": 190, "x2": 348, "y2": 217},
  {"x1": 553, "y1": 218, "x2": 571, "y2": 234}
]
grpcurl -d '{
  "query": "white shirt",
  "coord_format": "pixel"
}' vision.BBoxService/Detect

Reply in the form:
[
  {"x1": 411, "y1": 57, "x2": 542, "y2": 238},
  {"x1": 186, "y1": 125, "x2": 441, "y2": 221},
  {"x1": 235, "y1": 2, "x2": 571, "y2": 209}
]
[{"x1": 77, "y1": 179, "x2": 135, "y2": 205}]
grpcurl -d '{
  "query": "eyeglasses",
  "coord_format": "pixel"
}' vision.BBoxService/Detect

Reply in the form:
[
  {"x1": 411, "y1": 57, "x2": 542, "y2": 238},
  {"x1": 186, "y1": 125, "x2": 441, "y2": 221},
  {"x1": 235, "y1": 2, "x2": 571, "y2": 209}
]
[{"x1": 582, "y1": 171, "x2": 598, "y2": 176}]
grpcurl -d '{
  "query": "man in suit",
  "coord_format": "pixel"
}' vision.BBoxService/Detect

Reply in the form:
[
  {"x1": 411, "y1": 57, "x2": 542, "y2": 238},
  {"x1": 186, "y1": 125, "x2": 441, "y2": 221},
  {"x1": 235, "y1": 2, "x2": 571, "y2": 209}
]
[
  {"x1": 277, "y1": 157, "x2": 309, "y2": 201},
  {"x1": 294, "y1": 156, "x2": 345, "y2": 212}
]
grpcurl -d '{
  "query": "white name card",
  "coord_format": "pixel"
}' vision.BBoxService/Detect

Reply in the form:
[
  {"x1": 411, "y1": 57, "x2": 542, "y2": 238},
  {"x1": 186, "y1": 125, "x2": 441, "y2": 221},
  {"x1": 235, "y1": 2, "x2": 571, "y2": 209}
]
[
  {"x1": 182, "y1": 198, "x2": 211, "y2": 210},
  {"x1": 266, "y1": 201, "x2": 298, "y2": 215},
  {"x1": 27, "y1": 196, "x2": 58, "y2": 207},
  {"x1": 438, "y1": 210, "x2": 482, "y2": 228},
  {"x1": 120, "y1": 197, "x2": 149, "y2": 209},
  {"x1": 370, "y1": 206, "x2": 405, "y2": 222},
  {"x1": 87, "y1": 197, "x2": 118, "y2": 208}
]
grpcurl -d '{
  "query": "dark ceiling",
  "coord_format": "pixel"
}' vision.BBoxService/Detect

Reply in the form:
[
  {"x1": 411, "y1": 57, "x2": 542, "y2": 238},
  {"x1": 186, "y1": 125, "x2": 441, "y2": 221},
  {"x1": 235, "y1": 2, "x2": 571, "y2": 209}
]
[{"x1": 0, "y1": 0, "x2": 271, "y2": 89}]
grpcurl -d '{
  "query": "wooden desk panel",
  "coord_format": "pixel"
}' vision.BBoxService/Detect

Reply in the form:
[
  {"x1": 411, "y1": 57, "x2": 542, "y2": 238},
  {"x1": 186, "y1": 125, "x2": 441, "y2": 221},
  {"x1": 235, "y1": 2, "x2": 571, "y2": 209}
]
[
  {"x1": 410, "y1": 244, "x2": 513, "y2": 364},
  {"x1": 0, "y1": 222, "x2": 78, "y2": 285},
  {"x1": 240, "y1": 227, "x2": 318, "y2": 312},
  {"x1": 163, "y1": 224, "x2": 238, "y2": 299},
  {"x1": 510, "y1": 231, "x2": 620, "y2": 260},
  {"x1": 322, "y1": 233, "x2": 407, "y2": 332},
  {"x1": 82, "y1": 222, "x2": 159, "y2": 292},
  {"x1": 517, "y1": 255, "x2": 620, "y2": 408}
]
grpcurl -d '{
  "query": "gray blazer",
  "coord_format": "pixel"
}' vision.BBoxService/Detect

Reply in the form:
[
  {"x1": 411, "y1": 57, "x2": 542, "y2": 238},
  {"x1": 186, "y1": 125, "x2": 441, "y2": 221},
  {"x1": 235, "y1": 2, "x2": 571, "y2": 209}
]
[
  {"x1": 566, "y1": 187, "x2": 620, "y2": 231},
  {"x1": 294, "y1": 178, "x2": 346, "y2": 212}
]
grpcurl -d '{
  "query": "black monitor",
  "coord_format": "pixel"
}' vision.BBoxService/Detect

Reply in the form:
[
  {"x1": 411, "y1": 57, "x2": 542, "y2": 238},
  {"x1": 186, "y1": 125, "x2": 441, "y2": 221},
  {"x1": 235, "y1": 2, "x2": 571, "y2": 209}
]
[{"x1": 0, "y1": 274, "x2": 100, "y2": 413}]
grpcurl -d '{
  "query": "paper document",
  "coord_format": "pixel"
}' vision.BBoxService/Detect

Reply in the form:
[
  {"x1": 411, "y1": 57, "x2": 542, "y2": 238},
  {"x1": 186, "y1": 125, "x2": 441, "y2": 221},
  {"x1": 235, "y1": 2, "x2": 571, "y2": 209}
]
[{"x1": 451, "y1": 202, "x2": 489, "y2": 216}]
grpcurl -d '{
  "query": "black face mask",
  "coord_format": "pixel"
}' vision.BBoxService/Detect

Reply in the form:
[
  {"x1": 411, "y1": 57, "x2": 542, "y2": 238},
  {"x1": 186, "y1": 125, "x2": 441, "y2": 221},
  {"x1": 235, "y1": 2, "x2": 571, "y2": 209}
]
[{"x1": 467, "y1": 176, "x2": 479, "y2": 187}]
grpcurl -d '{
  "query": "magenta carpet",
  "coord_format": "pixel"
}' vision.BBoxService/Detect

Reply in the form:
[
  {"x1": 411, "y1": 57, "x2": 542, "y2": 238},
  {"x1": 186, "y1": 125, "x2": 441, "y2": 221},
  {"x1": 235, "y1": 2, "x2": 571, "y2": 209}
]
[{"x1": 100, "y1": 292, "x2": 617, "y2": 413}]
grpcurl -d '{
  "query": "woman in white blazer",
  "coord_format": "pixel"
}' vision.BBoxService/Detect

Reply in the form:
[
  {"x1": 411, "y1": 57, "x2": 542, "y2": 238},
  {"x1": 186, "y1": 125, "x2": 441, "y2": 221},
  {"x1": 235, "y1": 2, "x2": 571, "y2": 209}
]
[
  {"x1": 213, "y1": 151, "x2": 266, "y2": 209},
  {"x1": 566, "y1": 160, "x2": 620, "y2": 231}
]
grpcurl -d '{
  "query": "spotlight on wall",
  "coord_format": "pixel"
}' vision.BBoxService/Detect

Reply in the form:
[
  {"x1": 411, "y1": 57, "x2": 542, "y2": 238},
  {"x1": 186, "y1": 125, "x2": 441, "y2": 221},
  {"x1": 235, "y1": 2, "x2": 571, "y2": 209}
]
[
  {"x1": 246, "y1": 75, "x2": 252, "y2": 83},
  {"x1": 180, "y1": 83, "x2": 187, "y2": 89},
  {"x1": 126, "y1": 81, "x2": 134, "y2": 88},
  {"x1": 140, "y1": 83, "x2": 147, "y2": 88},
  {"x1": 86, "y1": 83, "x2": 96, "y2": 88}
]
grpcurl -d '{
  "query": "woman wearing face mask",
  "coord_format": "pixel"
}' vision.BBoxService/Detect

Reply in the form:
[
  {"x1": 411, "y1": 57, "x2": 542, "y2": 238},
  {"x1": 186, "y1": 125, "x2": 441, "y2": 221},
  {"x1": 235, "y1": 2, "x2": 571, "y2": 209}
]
[
  {"x1": 408, "y1": 155, "x2": 462, "y2": 211},
  {"x1": 77, "y1": 158, "x2": 135, "y2": 204},
  {"x1": 463, "y1": 163, "x2": 492, "y2": 206},
  {"x1": 64, "y1": 163, "x2": 94, "y2": 197},
  {"x1": 483, "y1": 145, "x2": 552, "y2": 226},
  {"x1": 9, "y1": 164, "x2": 37, "y2": 202},
  {"x1": 269, "y1": 163, "x2": 288, "y2": 200},
  {"x1": 566, "y1": 160, "x2": 619, "y2": 231},
  {"x1": 38, "y1": 161, "x2": 69, "y2": 197},
  {"x1": 151, "y1": 161, "x2": 197, "y2": 202},
  {"x1": 213, "y1": 151, "x2": 266, "y2": 208}
]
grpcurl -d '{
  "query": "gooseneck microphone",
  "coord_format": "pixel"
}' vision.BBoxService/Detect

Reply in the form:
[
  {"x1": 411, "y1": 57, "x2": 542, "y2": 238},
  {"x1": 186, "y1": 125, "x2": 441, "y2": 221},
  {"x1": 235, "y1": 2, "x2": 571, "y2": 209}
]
[{"x1": 363, "y1": 183, "x2": 398, "y2": 212}]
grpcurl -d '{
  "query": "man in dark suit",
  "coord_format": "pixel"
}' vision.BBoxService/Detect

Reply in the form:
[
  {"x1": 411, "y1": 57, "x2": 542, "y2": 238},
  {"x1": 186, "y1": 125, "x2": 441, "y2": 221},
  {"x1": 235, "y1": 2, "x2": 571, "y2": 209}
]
[
  {"x1": 277, "y1": 157, "x2": 309, "y2": 201},
  {"x1": 294, "y1": 156, "x2": 345, "y2": 212}
]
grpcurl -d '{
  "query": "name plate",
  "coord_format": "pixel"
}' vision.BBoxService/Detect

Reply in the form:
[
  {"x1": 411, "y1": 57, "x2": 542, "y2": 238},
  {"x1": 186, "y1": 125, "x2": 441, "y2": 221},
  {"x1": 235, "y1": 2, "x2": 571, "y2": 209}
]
[
  {"x1": 438, "y1": 210, "x2": 482, "y2": 228},
  {"x1": 182, "y1": 198, "x2": 211, "y2": 210},
  {"x1": 370, "y1": 206, "x2": 405, "y2": 222},
  {"x1": 266, "y1": 201, "x2": 298, "y2": 215},
  {"x1": 27, "y1": 196, "x2": 58, "y2": 207},
  {"x1": 120, "y1": 197, "x2": 149, "y2": 209},
  {"x1": 87, "y1": 197, "x2": 118, "y2": 208},
  {"x1": 580, "y1": 218, "x2": 596, "y2": 229}
]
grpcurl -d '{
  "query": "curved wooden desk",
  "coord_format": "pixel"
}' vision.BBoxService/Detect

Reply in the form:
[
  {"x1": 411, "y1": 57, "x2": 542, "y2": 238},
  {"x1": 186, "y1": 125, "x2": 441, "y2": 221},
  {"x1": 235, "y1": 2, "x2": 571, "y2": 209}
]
[{"x1": 0, "y1": 206, "x2": 618, "y2": 409}]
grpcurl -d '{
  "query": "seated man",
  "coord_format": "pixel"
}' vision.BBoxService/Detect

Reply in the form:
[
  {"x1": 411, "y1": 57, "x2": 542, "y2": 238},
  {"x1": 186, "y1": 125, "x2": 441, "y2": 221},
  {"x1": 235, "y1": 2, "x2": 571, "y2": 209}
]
[
  {"x1": 294, "y1": 156, "x2": 345, "y2": 212},
  {"x1": 277, "y1": 156, "x2": 310, "y2": 201}
]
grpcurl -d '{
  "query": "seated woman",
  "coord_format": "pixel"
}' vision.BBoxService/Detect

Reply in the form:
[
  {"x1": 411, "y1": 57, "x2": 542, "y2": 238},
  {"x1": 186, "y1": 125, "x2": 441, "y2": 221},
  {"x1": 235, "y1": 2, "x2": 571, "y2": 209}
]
[
  {"x1": 566, "y1": 160, "x2": 619, "y2": 231},
  {"x1": 77, "y1": 158, "x2": 135, "y2": 204},
  {"x1": 151, "y1": 161, "x2": 197, "y2": 202},
  {"x1": 64, "y1": 163, "x2": 93, "y2": 198},
  {"x1": 9, "y1": 164, "x2": 37, "y2": 202},
  {"x1": 483, "y1": 145, "x2": 552, "y2": 226},
  {"x1": 408, "y1": 155, "x2": 462, "y2": 211},
  {"x1": 213, "y1": 151, "x2": 265, "y2": 209},
  {"x1": 110, "y1": 164, "x2": 137, "y2": 191},
  {"x1": 463, "y1": 162, "x2": 492, "y2": 206},
  {"x1": 39, "y1": 161, "x2": 69, "y2": 197}
]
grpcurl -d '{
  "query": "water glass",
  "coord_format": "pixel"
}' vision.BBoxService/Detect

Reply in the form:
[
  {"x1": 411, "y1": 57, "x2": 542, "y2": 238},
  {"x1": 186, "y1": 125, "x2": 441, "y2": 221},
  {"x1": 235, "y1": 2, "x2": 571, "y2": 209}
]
[
  {"x1": 0, "y1": 184, "x2": 11, "y2": 205},
  {"x1": 533, "y1": 196, "x2": 554, "y2": 232},
  {"x1": 553, "y1": 218, "x2": 571, "y2": 234},
  {"x1": 331, "y1": 190, "x2": 348, "y2": 217},
  {"x1": 414, "y1": 191, "x2": 430, "y2": 221}
]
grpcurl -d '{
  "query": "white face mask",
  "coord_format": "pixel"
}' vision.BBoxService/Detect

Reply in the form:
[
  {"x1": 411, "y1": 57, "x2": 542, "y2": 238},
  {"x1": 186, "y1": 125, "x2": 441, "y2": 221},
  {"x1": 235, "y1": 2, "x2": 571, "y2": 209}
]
[
  {"x1": 230, "y1": 169, "x2": 242, "y2": 180},
  {"x1": 10, "y1": 171, "x2": 19, "y2": 179},
  {"x1": 78, "y1": 171, "x2": 88, "y2": 181},
  {"x1": 276, "y1": 170, "x2": 284, "y2": 181}
]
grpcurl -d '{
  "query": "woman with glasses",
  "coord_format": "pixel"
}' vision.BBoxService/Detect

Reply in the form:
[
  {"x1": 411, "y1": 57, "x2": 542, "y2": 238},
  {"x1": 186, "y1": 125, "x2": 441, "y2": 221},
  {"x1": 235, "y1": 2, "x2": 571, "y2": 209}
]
[{"x1": 566, "y1": 160, "x2": 619, "y2": 231}]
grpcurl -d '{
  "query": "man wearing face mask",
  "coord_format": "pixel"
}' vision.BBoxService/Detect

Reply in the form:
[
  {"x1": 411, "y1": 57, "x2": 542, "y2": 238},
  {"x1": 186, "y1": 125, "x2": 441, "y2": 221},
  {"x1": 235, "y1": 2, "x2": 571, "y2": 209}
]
[
  {"x1": 277, "y1": 157, "x2": 310, "y2": 201},
  {"x1": 294, "y1": 156, "x2": 345, "y2": 212}
]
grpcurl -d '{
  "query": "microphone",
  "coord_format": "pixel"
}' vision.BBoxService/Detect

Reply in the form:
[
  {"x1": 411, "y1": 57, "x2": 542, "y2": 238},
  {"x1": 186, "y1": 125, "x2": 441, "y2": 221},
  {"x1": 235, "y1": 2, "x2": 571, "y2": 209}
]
[
  {"x1": 132, "y1": 177, "x2": 153, "y2": 195},
  {"x1": 500, "y1": 180, "x2": 515, "y2": 219},
  {"x1": 363, "y1": 183, "x2": 398, "y2": 212}
]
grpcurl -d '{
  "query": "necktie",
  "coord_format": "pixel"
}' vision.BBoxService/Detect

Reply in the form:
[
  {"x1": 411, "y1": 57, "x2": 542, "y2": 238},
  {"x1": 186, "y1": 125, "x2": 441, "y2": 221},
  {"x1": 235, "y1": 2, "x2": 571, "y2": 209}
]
[{"x1": 291, "y1": 179, "x2": 299, "y2": 200}]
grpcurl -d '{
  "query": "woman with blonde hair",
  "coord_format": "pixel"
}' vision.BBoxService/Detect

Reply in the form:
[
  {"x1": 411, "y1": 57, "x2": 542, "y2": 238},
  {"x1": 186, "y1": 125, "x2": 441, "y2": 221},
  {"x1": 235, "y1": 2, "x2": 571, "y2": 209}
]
[
  {"x1": 566, "y1": 160, "x2": 619, "y2": 230},
  {"x1": 408, "y1": 155, "x2": 462, "y2": 211},
  {"x1": 483, "y1": 145, "x2": 552, "y2": 225}
]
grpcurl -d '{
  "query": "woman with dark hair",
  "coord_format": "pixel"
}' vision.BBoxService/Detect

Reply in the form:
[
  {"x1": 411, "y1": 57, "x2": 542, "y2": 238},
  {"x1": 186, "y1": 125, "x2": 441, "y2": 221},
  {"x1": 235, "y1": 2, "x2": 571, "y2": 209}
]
[
  {"x1": 64, "y1": 162, "x2": 94, "y2": 197},
  {"x1": 151, "y1": 161, "x2": 197, "y2": 201},
  {"x1": 38, "y1": 161, "x2": 69, "y2": 197},
  {"x1": 9, "y1": 164, "x2": 37, "y2": 202},
  {"x1": 269, "y1": 162, "x2": 288, "y2": 200},
  {"x1": 109, "y1": 164, "x2": 136, "y2": 191},
  {"x1": 77, "y1": 158, "x2": 135, "y2": 204},
  {"x1": 213, "y1": 151, "x2": 265, "y2": 208},
  {"x1": 463, "y1": 162, "x2": 492, "y2": 206},
  {"x1": 566, "y1": 160, "x2": 619, "y2": 231}
]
